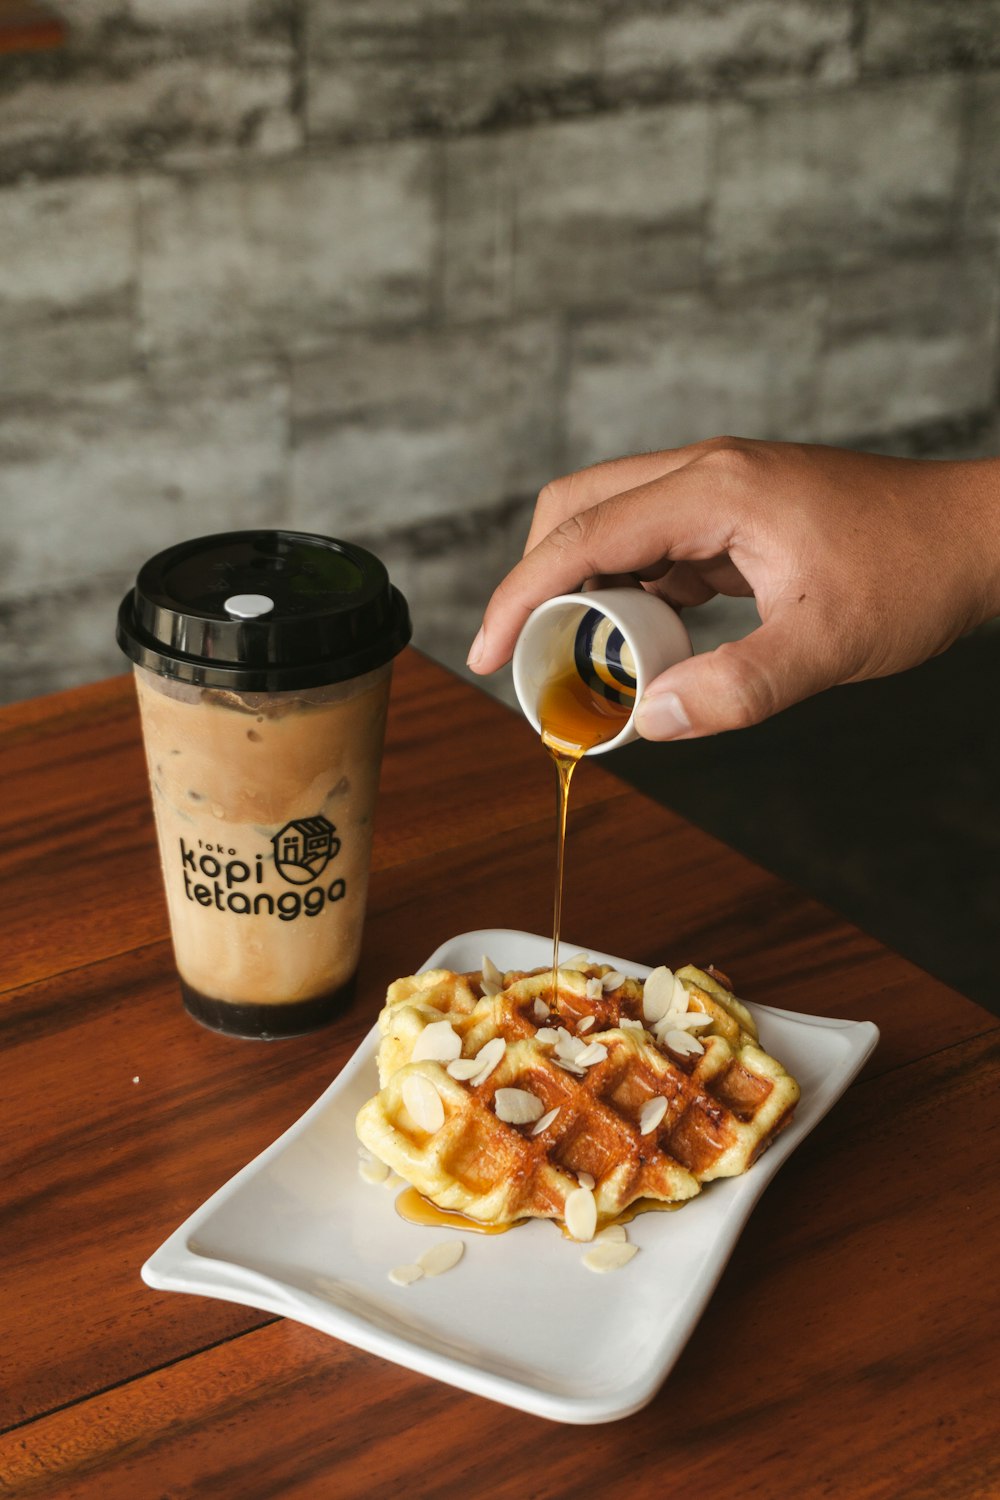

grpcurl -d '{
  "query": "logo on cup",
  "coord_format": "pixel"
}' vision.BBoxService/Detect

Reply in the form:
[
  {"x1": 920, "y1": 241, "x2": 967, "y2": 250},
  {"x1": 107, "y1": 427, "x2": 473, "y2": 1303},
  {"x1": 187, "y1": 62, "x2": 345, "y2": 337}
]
[{"x1": 272, "y1": 815, "x2": 340, "y2": 885}]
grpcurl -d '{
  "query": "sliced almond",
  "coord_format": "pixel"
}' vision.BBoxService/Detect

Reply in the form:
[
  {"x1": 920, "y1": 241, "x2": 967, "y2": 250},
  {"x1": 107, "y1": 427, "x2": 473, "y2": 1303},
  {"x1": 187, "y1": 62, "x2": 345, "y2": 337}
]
[
  {"x1": 480, "y1": 976, "x2": 501, "y2": 998},
  {"x1": 532, "y1": 998, "x2": 551, "y2": 1021},
  {"x1": 664, "y1": 1029, "x2": 705, "y2": 1057},
  {"x1": 494, "y1": 1087, "x2": 545, "y2": 1125},
  {"x1": 563, "y1": 952, "x2": 593, "y2": 971},
  {"x1": 555, "y1": 1028, "x2": 580, "y2": 1061},
  {"x1": 670, "y1": 1010, "x2": 713, "y2": 1031},
  {"x1": 532, "y1": 1106, "x2": 560, "y2": 1135},
  {"x1": 418, "y1": 1240, "x2": 465, "y2": 1277},
  {"x1": 482, "y1": 954, "x2": 504, "y2": 989},
  {"x1": 554, "y1": 1059, "x2": 586, "y2": 1076},
  {"x1": 573, "y1": 1041, "x2": 608, "y2": 1069},
  {"x1": 652, "y1": 1010, "x2": 690, "y2": 1044},
  {"x1": 596, "y1": 1224, "x2": 629, "y2": 1243},
  {"x1": 535, "y1": 1027, "x2": 560, "y2": 1046},
  {"x1": 639, "y1": 1096, "x2": 668, "y2": 1135},
  {"x1": 620, "y1": 1017, "x2": 646, "y2": 1032},
  {"x1": 446, "y1": 1057, "x2": 484, "y2": 1081},
  {"x1": 358, "y1": 1158, "x2": 391, "y2": 1185},
  {"x1": 642, "y1": 966, "x2": 676, "y2": 1025},
  {"x1": 577, "y1": 1171, "x2": 596, "y2": 1190},
  {"x1": 576, "y1": 1014, "x2": 596, "y2": 1033},
  {"x1": 602, "y1": 970, "x2": 627, "y2": 992},
  {"x1": 582, "y1": 1241, "x2": 639, "y2": 1273},
  {"x1": 470, "y1": 1036, "x2": 506, "y2": 1084},
  {"x1": 388, "y1": 1263, "x2": 424, "y2": 1286},
  {"x1": 412, "y1": 1019, "x2": 463, "y2": 1063},
  {"x1": 585, "y1": 977, "x2": 603, "y2": 1002},
  {"x1": 565, "y1": 1185, "x2": 598, "y2": 1242},
  {"x1": 401, "y1": 1072, "x2": 445, "y2": 1133}
]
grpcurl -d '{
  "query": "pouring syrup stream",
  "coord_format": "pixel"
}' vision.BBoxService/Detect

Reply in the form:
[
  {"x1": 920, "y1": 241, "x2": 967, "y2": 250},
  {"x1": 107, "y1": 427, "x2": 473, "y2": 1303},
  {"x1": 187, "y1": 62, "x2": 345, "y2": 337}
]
[
  {"x1": 537, "y1": 664, "x2": 633, "y2": 996},
  {"x1": 394, "y1": 643, "x2": 642, "y2": 1237}
]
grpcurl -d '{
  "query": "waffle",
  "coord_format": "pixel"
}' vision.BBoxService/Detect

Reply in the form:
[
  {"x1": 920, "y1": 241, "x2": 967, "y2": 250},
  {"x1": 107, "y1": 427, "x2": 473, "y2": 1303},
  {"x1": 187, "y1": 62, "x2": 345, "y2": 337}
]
[{"x1": 356, "y1": 959, "x2": 800, "y2": 1235}]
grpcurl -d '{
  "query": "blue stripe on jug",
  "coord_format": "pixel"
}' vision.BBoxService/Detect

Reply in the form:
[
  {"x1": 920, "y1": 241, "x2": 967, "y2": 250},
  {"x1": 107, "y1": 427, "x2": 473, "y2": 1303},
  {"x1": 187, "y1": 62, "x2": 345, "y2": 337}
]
[{"x1": 573, "y1": 610, "x2": 637, "y2": 705}]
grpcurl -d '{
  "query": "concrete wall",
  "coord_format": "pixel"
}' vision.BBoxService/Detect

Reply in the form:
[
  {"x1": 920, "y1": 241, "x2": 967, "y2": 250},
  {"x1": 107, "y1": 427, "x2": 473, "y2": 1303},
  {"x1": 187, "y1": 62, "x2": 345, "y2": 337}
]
[{"x1": 1, "y1": 0, "x2": 998, "y2": 703}]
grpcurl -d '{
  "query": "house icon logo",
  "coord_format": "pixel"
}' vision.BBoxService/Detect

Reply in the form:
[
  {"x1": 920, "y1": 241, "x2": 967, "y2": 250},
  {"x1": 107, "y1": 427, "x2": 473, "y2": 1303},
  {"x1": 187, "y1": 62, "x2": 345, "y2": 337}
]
[{"x1": 271, "y1": 815, "x2": 340, "y2": 885}]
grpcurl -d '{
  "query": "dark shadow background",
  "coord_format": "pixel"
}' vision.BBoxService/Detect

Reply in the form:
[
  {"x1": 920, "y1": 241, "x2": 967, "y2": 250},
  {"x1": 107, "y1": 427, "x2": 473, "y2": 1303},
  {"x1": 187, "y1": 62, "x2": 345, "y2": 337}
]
[{"x1": 608, "y1": 628, "x2": 1000, "y2": 1016}]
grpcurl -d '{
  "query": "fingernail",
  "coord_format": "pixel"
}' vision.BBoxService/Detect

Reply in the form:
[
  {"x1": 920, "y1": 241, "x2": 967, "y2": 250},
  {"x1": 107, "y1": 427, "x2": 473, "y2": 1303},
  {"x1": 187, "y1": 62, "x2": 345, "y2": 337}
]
[
  {"x1": 635, "y1": 690, "x2": 692, "y2": 740},
  {"x1": 466, "y1": 626, "x2": 485, "y2": 669}
]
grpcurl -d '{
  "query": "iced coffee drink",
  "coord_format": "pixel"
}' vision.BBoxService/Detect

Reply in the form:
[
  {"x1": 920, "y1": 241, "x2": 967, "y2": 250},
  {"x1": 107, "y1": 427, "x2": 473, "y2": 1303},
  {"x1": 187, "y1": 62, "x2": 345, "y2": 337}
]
[
  {"x1": 117, "y1": 531, "x2": 411, "y2": 1038},
  {"x1": 133, "y1": 667, "x2": 390, "y2": 1035}
]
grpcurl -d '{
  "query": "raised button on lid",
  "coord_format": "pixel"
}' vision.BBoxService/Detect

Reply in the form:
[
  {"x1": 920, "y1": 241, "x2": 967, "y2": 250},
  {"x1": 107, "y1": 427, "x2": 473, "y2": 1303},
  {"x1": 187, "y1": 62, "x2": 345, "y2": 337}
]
[{"x1": 223, "y1": 593, "x2": 274, "y2": 619}]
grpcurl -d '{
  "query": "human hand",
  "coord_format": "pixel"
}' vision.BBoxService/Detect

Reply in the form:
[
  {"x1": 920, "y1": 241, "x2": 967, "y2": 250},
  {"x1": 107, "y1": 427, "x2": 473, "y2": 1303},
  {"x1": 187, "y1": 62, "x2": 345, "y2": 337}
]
[{"x1": 467, "y1": 438, "x2": 1000, "y2": 739}]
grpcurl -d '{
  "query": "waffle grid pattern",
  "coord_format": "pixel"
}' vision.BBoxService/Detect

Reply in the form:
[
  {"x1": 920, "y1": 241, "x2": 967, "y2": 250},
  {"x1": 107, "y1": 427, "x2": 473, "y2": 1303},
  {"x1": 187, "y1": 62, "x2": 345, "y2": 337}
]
[{"x1": 357, "y1": 963, "x2": 800, "y2": 1228}]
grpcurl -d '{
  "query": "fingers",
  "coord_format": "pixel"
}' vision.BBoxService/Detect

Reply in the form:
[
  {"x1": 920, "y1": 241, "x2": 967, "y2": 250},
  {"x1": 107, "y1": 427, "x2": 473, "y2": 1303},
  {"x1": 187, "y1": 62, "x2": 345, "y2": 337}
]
[
  {"x1": 634, "y1": 610, "x2": 844, "y2": 740},
  {"x1": 523, "y1": 447, "x2": 702, "y2": 557},
  {"x1": 469, "y1": 455, "x2": 738, "y2": 672},
  {"x1": 654, "y1": 558, "x2": 748, "y2": 608}
]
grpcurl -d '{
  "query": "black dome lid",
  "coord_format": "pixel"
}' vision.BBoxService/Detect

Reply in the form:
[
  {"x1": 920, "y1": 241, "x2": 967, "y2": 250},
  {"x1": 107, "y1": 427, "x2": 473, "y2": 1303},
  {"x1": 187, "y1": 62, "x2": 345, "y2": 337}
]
[{"x1": 117, "y1": 530, "x2": 411, "y2": 691}]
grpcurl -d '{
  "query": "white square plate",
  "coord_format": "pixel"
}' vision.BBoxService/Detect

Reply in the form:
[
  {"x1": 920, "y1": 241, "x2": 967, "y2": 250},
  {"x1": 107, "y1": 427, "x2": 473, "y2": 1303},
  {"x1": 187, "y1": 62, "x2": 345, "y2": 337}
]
[{"x1": 142, "y1": 929, "x2": 879, "y2": 1425}]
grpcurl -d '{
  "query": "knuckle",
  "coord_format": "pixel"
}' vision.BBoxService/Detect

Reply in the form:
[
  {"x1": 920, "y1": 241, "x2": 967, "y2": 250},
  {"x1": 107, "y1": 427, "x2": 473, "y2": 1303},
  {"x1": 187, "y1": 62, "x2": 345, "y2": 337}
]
[
  {"x1": 535, "y1": 475, "x2": 573, "y2": 518},
  {"x1": 694, "y1": 436, "x2": 759, "y2": 486},
  {"x1": 535, "y1": 478, "x2": 559, "y2": 512},
  {"x1": 550, "y1": 511, "x2": 591, "y2": 553}
]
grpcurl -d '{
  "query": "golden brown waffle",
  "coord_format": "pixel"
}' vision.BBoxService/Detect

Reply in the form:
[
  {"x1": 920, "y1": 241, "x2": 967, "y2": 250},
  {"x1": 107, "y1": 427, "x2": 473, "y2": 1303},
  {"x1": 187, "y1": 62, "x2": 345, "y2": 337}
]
[{"x1": 356, "y1": 959, "x2": 800, "y2": 1234}]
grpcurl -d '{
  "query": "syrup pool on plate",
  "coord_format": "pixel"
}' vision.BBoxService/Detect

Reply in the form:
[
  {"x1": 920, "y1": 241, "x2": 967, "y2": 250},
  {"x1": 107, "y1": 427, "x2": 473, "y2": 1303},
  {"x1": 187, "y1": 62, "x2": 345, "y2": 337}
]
[
  {"x1": 394, "y1": 1185, "x2": 518, "y2": 1235},
  {"x1": 396, "y1": 1183, "x2": 681, "y2": 1239}
]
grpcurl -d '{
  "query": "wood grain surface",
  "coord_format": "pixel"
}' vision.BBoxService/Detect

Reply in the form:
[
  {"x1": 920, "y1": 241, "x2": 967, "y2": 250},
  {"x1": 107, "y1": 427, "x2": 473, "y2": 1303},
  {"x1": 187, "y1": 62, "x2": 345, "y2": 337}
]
[{"x1": 1, "y1": 652, "x2": 997, "y2": 1499}]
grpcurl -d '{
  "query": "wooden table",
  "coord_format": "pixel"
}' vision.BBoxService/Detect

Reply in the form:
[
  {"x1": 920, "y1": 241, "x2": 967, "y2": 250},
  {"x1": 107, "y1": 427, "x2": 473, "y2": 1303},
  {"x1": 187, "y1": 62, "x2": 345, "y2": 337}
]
[{"x1": 2, "y1": 651, "x2": 997, "y2": 1498}]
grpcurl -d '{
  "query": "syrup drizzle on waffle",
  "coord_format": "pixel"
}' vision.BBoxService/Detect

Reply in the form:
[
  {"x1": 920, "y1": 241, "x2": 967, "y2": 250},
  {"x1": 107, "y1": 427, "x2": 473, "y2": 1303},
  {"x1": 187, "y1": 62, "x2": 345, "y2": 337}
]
[{"x1": 357, "y1": 964, "x2": 801, "y2": 1240}]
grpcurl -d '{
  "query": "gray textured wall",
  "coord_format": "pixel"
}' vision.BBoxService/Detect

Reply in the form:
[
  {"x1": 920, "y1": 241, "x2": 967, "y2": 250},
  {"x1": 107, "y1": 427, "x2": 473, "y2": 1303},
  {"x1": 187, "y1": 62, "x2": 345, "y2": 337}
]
[{"x1": 1, "y1": 0, "x2": 998, "y2": 704}]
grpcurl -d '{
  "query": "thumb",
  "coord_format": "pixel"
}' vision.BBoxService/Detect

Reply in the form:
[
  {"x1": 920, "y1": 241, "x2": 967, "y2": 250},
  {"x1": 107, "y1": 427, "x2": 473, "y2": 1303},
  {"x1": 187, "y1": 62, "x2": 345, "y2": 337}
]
[{"x1": 634, "y1": 615, "x2": 844, "y2": 740}]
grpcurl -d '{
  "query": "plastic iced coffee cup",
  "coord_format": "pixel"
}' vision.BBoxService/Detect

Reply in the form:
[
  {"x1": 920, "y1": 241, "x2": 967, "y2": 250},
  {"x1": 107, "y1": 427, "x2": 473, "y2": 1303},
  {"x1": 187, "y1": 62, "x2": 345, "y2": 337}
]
[{"x1": 117, "y1": 531, "x2": 411, "y2": 1039}]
